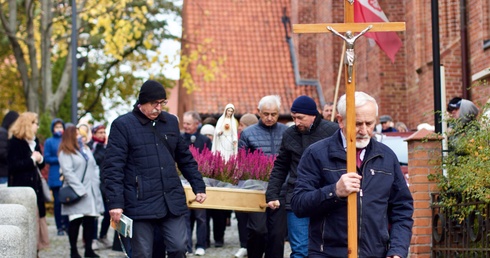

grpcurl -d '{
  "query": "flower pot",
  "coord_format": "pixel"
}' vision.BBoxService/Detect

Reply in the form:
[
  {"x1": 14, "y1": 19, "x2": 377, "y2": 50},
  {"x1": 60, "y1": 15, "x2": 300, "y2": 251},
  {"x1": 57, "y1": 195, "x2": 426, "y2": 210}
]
[{"x1": 184, "y1": 185, "x2": 267, "y2": 212}]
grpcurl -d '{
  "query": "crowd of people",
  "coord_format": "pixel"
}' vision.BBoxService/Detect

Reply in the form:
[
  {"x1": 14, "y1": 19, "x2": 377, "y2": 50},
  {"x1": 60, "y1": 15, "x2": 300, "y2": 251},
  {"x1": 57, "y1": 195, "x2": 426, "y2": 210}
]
[{"x1": 1, "y1": 78, "x2": 486, "y2": 258}]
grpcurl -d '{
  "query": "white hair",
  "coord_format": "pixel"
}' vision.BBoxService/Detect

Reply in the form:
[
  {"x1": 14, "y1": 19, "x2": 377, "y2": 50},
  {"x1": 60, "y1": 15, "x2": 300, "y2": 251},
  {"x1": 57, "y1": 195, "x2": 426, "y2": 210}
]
[
  {"x1": 258, "y1": 95, "x2": 281, "y2": 111},
  {"x1": 337, "y1": 91, "x2": 378, "y2": 118}
]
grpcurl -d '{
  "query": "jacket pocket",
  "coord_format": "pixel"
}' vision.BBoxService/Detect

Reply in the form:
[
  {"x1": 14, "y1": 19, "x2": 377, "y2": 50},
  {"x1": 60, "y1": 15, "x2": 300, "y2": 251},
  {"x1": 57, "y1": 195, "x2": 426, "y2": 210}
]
[
  {"x1": 368, "y1": 168, "x2": 392, "y2": 176},
  {"x1": 136, "y1": 176, "x2": 143, "y2": 200}
]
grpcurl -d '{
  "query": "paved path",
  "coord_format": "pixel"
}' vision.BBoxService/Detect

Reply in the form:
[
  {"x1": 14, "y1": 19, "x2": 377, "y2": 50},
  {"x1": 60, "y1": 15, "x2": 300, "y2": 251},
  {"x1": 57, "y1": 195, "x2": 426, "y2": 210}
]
[{"x1": 39, "y1": 213, "x2": 291, "y2": 258}]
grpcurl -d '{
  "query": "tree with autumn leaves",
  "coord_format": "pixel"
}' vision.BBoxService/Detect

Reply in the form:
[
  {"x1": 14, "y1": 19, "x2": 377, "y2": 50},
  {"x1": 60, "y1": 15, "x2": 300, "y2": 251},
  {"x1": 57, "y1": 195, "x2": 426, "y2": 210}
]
[{"x1": 0, "y1": 0, "x2": 223, "y2": 124}]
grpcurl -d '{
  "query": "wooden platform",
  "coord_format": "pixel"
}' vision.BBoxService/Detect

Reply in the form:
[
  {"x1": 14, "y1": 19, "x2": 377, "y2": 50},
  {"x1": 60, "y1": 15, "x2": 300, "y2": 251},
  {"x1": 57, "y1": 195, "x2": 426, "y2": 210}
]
[{"x1": 184, "y1": 185, "x2": 267, "y2": 212}]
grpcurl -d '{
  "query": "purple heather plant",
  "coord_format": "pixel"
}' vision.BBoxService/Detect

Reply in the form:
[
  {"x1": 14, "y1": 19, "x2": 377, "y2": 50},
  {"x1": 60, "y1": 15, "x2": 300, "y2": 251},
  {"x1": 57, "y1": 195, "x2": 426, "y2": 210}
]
[{"x1": 189, "y1": 146, "x2": 276, "y2": 185}]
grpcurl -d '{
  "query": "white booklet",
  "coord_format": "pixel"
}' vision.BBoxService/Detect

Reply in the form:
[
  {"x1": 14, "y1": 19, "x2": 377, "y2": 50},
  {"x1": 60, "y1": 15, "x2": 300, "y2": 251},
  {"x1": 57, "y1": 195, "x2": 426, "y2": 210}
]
[{"x1": 111, "y1": 214, "x2": 133, "y2": 238}]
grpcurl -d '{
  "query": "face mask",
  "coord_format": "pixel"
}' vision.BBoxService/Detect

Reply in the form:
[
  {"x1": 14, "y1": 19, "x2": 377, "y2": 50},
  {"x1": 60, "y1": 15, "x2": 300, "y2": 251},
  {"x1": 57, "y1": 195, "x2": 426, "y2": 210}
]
[{"x1": 54, "y1": 131, "x2": 63, "y2": 137}]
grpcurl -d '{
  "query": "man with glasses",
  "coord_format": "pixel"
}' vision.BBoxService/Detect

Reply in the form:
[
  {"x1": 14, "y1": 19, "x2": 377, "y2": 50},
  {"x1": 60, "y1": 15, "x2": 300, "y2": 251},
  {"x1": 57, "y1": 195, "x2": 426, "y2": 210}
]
[
  {"x1": 238, "y1": 95, "x2": 288, "y2": 258},
  {"x1": 103, "y1": 80, "x2": 207, "y2": 258}
]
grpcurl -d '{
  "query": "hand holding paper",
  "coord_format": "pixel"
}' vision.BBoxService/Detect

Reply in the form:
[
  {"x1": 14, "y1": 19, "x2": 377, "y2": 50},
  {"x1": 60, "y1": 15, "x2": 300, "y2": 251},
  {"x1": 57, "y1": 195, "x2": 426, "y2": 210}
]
[
  {"x1": 109, "y1": 208, "x2": 123, "y2": 223},
  {"x1": 111, "y1": 213, "x2": 133, "y2": 238}
]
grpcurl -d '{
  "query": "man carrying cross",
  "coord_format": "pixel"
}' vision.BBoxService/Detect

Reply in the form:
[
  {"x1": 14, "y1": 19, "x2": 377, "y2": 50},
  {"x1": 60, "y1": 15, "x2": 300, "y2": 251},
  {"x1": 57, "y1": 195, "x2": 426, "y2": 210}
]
[
  {"x1": 291, "y1": 92, "x2": 413, "y2": 257},
  {"x1": 293, "y1": 0, "x2": 409, "y2": 256}
]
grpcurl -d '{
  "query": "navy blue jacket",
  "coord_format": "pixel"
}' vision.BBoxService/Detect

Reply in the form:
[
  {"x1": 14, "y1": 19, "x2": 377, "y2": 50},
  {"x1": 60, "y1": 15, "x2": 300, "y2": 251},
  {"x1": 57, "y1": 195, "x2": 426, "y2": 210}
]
[
  {"x1": 182, "y1": 132, "x2": 212, "y2": 152},
  {"x1": 103, "y1": 107, "x2": 206, "y2": 219},
  {"x1": 291, "y1": 130, "x2": 413, "y2": 258},
  {"x1": 266, "y1": 115, "x2": 338, "y2": 210}
]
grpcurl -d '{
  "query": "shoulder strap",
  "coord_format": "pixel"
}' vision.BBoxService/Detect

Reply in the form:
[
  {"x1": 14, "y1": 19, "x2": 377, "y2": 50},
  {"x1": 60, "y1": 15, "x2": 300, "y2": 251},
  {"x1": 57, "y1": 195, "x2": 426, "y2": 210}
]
[
  {"x1": 80, "y1": 159, "x2": 88, "y2": 183},
  {"x1": 150, "y1": 121, "x2": 175, "y2": 160}
]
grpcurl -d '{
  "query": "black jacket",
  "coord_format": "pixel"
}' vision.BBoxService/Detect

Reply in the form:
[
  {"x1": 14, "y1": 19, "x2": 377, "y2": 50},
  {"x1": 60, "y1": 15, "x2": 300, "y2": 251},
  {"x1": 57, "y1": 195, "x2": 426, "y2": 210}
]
[
  {"x1": 8, "y1": 137, "x2": 46, "y2": 217},
  {"x1": 182, "y1": 132, "x2": 212, "y2": 152},
  {"x1": 238, "y1": 120, "x2": 287, "y2": 155},
  {"x1": 103, "y1": 107, "x2": 206, "y2": 219},
  {"x1": 266, "y1": 115, "x2": 338, "y2": 210},
  {"x1": 0, "y1": 127, "x2": 8, "y2": 178}
]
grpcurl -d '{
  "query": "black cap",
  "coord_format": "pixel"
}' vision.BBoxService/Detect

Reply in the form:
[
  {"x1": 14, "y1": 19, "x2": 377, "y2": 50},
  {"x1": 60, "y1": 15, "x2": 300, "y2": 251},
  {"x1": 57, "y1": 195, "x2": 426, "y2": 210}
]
[
  {"x1": 138, "y1": 80, "x2": 167, "y2": 104},
  {"x1": 291, "y1": 95, "x2": 319, "y2": 115},
  {"x1": 2, "y1": 110, "x2": 19, "y2": 129}
]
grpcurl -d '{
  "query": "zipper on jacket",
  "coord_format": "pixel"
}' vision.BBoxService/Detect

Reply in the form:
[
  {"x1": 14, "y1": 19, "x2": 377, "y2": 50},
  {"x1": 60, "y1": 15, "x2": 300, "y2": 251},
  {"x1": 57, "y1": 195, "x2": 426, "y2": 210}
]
[
  {"x1": 357, "y1": 154, "x2": 380, "y2": 257},
  {"x1": 136, "y1": 176, "x2": 139, "y2": 199},
  {"x1": 370, "y1": 168, "x2": 392, "y2": 176},
  {"x1": 321, "y1": 218, "x2": 326, "y2": 252}
]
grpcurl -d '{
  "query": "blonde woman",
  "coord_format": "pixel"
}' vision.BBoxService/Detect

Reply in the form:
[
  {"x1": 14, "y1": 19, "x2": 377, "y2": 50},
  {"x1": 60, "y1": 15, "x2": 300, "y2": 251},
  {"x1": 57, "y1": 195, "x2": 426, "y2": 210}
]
[{"x1": 7, "y1": 112, "x2": 50, "y2": 251}]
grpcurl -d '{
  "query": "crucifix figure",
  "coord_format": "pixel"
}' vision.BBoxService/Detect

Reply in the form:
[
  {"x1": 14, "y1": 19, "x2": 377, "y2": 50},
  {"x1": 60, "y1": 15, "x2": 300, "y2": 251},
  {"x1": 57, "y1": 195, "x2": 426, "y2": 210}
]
[
  {"x1": 292, "y1": 1, "x2": 406, "y2": 257},
  {"x1": 327, "y1": 25, "x2": 372, "y2": 83}
]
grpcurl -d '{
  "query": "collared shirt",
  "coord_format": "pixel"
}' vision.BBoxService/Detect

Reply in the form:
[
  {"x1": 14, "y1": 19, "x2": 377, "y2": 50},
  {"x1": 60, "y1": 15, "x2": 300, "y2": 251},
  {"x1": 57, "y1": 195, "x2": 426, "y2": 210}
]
[{"x1": 340, "y1": 131, "x2": 365, "y2": 162}]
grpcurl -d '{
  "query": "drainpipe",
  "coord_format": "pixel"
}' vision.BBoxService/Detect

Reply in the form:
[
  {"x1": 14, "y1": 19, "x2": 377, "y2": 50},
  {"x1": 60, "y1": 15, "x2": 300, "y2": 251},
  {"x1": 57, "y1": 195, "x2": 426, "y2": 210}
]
[
  {"x1": 431, "y1": 0, "x2": 442, "y2": 134},
  {"x1": 282, "y1": 8, "x2": 326, "y2": 107},
  {"x1": 460, "y1": 0, "x2": 470, "y2": 99}
]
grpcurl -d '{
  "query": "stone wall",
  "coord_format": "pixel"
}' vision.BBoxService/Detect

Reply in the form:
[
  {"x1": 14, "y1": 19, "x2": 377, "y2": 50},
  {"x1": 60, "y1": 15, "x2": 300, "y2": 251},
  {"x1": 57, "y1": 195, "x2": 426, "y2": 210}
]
[{"x1": 0, "y1": 187, "x2": 38, "y2": 258}]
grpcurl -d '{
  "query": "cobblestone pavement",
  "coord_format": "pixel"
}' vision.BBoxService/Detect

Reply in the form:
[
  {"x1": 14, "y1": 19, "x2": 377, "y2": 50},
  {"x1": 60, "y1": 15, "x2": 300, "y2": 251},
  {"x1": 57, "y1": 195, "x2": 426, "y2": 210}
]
[{"x1": 39, "y1": 213, "x2": 291, "y2": 258}]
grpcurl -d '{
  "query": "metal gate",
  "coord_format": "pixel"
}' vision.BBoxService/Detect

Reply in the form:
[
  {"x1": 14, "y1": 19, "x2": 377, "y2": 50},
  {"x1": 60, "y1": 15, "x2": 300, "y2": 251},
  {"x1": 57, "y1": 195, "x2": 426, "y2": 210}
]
[{"x1": 432, "y1": 193, "x2": 490, "y2": 257}]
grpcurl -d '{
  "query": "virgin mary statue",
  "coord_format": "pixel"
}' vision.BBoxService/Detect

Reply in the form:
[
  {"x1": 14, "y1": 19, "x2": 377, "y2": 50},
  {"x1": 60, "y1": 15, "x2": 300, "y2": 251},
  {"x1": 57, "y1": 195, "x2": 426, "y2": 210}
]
[{"x1": 212, "y1": 103, "x2": 238, "y2": 161}]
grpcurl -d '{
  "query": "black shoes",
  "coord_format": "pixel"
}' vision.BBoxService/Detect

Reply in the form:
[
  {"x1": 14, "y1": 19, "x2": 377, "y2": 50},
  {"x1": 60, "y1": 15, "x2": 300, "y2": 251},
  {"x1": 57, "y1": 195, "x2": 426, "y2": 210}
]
[
  {"x1": 84, "y1": 250, "x2": 100, "y2": 258},
  {"x1": 215, "y1": 240, "x2": 224, "y2": 248},
  {"x1": 70, "y1": 249, "x2": 81, "y2": 258}
]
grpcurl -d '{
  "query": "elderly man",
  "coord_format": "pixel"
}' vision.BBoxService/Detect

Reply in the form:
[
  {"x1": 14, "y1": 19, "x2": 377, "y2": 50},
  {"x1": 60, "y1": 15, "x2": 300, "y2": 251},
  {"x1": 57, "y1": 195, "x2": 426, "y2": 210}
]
[
  {"x1": 266, "y1": 95, "x2": 338, "y2": 258},
  {"x1": 238, "y1": 95, "x2": 288, "y2": 258},
  {"x1": 103, "y1": 80, "x2": 206, "y2": 258},
  {"x1": 182, "y1": 111, "x2": 212, "y2": 256},
  {"x1": 291, "y1": 92, "x2": 413, "y2": 258}
]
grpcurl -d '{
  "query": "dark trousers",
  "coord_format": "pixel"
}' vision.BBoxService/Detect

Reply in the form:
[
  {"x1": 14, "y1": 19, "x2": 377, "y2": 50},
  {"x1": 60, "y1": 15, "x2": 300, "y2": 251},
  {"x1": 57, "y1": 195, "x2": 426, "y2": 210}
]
[
  {"x1": 186, "y1": 208, "x2": 207, "y2": 251},
  {"x1": 235, "y1": 211, "x2": 249, "y2": 248},
  {"x1": 246, "y1": 212, "x2": 268, "y2": 258},
  {"x1": 246, "y1": 205, "x2": 287, "y2": 258},
  {"x1": 206, "y1": 209, "x2": 228, "y2": 246},
  {"x1": 113, "y1": 232, "x2": 132, "y2": 257},
  {"x1": 131, "y1": 215, "x2": 187, "y2": 258},
  {"x1": 266, "y1": 205, "x2": 287, "y2": 258},
  {"x1": 68, "y1": 216, "x2": 96, "y2": 255}
]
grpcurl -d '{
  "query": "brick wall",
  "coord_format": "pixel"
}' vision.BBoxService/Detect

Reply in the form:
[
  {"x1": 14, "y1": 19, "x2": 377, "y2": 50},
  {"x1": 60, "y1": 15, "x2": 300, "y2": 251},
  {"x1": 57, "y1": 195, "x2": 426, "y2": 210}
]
[
  {"x1": 292, "y1": 0, "x2": 490, "y2": 130},
  {"x1": 406, "y1": 129, "x2": 442, "y2": 258}
]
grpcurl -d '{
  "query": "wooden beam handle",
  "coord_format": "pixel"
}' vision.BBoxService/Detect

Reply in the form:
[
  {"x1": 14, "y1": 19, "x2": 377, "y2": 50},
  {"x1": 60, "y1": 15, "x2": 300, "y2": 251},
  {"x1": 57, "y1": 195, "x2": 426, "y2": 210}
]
[{"x1": 293, "y1": 22, "x2": 406, "y2": 34}]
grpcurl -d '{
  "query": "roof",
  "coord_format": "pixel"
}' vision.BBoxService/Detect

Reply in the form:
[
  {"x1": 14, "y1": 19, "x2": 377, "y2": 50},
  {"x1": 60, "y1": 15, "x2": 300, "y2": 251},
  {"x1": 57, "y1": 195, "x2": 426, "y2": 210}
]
[{"x1": 181, "y1": 0, "x2": 320, "y2": 117}]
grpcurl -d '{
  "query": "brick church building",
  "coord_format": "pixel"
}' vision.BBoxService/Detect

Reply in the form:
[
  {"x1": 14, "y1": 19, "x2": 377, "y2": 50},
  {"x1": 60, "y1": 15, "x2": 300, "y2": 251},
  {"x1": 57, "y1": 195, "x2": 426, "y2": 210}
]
[{"x1": 177, "y1": 0, "x2": 490, "y2": 130}]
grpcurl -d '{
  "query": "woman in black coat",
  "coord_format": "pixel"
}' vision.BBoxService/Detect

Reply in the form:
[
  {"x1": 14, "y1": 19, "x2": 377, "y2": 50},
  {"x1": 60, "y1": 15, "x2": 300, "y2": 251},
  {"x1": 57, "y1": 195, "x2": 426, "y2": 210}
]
[{"x1": 7, "y1": 112, "x2": 49, "y2": 250}]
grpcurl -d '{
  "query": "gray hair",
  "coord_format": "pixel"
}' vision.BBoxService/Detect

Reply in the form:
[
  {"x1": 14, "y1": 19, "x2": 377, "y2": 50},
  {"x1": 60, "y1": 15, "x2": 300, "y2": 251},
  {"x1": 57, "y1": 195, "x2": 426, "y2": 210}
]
[
  {"x1": 258, "y1": 95, "x2": 281, "y2": 111},
  {"x1": 183, "y1": 111, "x2": 202, "y2": 123},
  {"x1": 337, "y1": 92, "x2": 378, "y2": 118}
]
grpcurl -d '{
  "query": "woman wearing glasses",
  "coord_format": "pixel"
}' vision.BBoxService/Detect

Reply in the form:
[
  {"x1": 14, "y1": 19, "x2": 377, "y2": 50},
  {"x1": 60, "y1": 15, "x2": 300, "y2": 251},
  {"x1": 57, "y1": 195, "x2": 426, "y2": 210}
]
[{"x1": 7, "y1": 112, "x2": 50, "y2": 252}]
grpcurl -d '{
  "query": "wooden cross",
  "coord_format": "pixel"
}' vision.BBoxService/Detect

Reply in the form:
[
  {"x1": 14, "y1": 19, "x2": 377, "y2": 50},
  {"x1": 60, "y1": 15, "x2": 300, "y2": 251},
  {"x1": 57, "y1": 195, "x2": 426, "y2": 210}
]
[{"x1": 292, "y1": 1, "x2": 405, "y2": 257}]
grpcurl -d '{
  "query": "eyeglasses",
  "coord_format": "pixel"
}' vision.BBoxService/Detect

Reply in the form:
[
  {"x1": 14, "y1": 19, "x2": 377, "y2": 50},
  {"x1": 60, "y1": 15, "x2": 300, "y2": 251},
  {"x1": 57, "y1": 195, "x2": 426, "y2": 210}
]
[{"x1": 150, "y1": 100, "x2": 168, "y2": 107}]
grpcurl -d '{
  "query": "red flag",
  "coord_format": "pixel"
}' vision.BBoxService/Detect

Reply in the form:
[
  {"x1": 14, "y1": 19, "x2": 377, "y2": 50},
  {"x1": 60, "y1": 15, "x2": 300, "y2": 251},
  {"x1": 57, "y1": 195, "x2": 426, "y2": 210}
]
[{"x1": 354, "y1": 0, "x2": 402, "y2": 63}]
